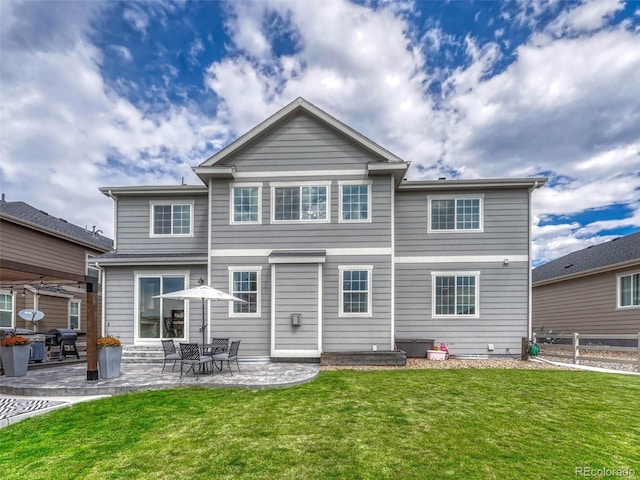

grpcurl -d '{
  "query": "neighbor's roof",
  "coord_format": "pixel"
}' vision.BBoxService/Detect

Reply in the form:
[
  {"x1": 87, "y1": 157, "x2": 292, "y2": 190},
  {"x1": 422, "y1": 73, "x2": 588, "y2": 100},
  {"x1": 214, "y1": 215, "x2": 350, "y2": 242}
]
[
  {"x1": 0, "y1": 200, "x2": 113, "y2": 252},
  {"x1": 533, "y1": 231, "x2": 640, "y2": 285}
]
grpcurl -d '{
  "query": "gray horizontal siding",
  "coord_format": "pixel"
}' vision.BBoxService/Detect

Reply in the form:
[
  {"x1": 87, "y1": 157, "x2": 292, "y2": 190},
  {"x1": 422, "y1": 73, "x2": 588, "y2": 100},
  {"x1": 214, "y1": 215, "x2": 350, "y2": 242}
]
[
  {"x1": 533, "y1": 265, "x2": 640, "y2": 335},
  {"x1": 211, "y1": 176, "x2": 392, "y2": 250},
  {"x1": 395, "y1": 189, "x2": 530, "y2": 257},
  {"x1": 115, "y1": 194, "x2": 208, "y2": 254},
  {"x1": 274, "y1": 264, "x2": 318, "y2": 350},
  {"x1": 394, "y1": 262, "x2": 529, "y2": 356},
  {"x1": 227, "y1": 113, "x2": 380, "y2": 172},
  {"x1": 103, "y1": 266, "x2": 207, "y2": 347}
]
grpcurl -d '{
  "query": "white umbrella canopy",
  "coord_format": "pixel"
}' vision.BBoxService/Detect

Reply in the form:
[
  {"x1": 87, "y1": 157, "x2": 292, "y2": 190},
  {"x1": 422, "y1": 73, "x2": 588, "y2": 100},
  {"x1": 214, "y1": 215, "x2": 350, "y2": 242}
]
[{"x1": 154, "y1": 285, "x2": 245, "y2": 343}]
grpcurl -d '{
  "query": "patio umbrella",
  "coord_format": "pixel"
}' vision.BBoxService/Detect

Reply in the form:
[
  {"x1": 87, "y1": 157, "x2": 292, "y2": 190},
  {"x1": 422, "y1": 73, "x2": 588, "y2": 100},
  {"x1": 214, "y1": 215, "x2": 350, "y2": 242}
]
[{"x1": 154, "y1": 285, "x2": 245, "y2": 344}]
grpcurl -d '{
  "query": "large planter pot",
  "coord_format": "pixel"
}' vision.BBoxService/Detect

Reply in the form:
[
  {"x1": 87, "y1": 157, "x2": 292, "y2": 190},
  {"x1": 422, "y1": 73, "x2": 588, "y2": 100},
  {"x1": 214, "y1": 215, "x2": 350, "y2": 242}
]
[
  {"x1": 98, "y1": 346, "x2": 123, "y2": 379},
  {"x1": 0, "y1": 344, "x2": 31, "y2": 377}
]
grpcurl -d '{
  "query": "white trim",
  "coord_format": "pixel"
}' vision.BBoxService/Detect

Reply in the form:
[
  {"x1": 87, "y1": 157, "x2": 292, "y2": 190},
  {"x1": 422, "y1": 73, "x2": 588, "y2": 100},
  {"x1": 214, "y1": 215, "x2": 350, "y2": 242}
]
[
  {"x1": 616, "y1": 271, "x2": 640, "y2": 309},
  {"x1": 427, "y1": 195, "x2": 484, "y2": 233},
  {"x1": 236, "y1": 169, "x2": 366, "y2": 179},
  {"x1": 270, "y1": 183, "x2": 331, "y2": 224},
  {"x1": 68, "y1": 299, "x2": 81, "y2": 330},
  {"x1": 338, "y1": 181, "x2": 372, "y2": 223},
  {"x1": 0, "y1": 291, "x2": 15, "y2": 329},
  {"x1": 318, "y1": 263, "x2": 323, "y2": 354},
  {"x1": 228, "y1": 267, "x2": 262, "y2": 317},
  {"x1": 431, "y1": 271, "x2": 480, "y2": 318},
  {"x1": 390, "y1": 175, "x2": 395, "y2": 350},
  {"x1": 230, "y1": 184, "x2": 263, "y2": 225},
  {"x1": 207, "y1": 177, "x2": 212, "y2": 341},
  {"x1": 270, "y1": 349, "x2": 321, "y2": 358},
  {"x1": 24, "y1": 285, "x2": 73, "y2": 299},
  {"x1": 339, "y1": 265, "x2": 373, "y2": 317},
  {"x1": 270, "y1": 265, "x2": 276, "y2": 357},
  {"x1": 395, "y1": 255, "x2": 528, "y2": 264},
  {"x1": 149, "y1": 200, "x2": 195, "y2": 238},
  {"x1": 133, "y1": 271, "x2": 190, "y2": 345},
  {"x1": 212, "y1": 247, "x2": 392, "y2": 257},
  {"x1": 268, "y1": 256, "x2": 326, "y2": 264}
]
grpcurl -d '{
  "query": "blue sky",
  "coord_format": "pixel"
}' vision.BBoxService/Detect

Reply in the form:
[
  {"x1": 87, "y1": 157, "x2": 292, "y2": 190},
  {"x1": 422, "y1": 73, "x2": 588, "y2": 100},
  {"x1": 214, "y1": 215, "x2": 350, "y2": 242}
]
[{"x1": 1, "y1": 0, "x2": 639, "y2": 266}]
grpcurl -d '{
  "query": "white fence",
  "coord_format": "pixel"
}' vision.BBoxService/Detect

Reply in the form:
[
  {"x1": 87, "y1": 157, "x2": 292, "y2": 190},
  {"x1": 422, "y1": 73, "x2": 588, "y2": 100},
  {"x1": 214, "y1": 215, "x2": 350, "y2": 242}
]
[{"x1": 532, "y1": 332, "x2": 640, "y2": 370}]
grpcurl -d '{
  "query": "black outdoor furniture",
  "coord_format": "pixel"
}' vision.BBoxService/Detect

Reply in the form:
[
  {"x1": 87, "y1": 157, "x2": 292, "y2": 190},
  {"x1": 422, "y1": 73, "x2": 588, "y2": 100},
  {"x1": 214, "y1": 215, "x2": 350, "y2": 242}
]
[
  {"x1": 46, "y1": 328, "x2": 80, "y2": 360},
  {"x1": 161, "y1": 339, "x2": 181, "y2": 373},
  {"x1": 179, "y1": 343, "x2": 213, "y2": 380},
  {"x1": 212, "y1": 340, "x2": 241, "y2": 376}
]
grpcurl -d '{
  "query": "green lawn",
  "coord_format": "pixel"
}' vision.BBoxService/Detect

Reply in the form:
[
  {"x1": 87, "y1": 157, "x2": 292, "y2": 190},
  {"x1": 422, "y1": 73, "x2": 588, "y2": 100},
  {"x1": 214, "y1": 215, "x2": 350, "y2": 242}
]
[{"x1": 1, "y1": 369, "x2": 638, "y2": 480}]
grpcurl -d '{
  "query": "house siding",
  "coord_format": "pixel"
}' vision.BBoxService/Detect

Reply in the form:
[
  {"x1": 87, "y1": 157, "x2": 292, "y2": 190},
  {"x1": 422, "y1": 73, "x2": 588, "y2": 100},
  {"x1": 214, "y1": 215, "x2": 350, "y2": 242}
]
[
  {"x1": 114, "y1": 194, "x2": 209, "y2": 254},
  {"x1": 395, "y1": 261, "x2": 529, "y2": 356},
  {"x1": 532, "y1": 265, "x2": 640, "y2": 336}
]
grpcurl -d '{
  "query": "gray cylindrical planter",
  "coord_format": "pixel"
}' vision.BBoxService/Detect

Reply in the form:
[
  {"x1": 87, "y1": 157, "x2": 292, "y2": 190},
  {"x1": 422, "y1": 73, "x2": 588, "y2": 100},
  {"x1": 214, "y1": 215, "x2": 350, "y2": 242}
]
[
  {"x1": 98, "y1": 346, "x2": 123, "y2": 379},
  {"x1": 0, "y1": 345, "x2": 31, "y2": 377}
]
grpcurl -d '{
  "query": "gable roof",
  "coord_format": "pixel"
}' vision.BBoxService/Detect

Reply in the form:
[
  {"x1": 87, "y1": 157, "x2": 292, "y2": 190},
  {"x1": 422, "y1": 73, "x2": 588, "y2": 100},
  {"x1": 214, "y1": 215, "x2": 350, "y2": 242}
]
[
  {"x1": 193, "y1": 97, "x2": 408, "y2": 182},
  {"x1": 0, "y1": 200, "x2": 113, "y2": 252},
  {"x1": 533, "y1": 231, "x2": 640, "y2": 285}
]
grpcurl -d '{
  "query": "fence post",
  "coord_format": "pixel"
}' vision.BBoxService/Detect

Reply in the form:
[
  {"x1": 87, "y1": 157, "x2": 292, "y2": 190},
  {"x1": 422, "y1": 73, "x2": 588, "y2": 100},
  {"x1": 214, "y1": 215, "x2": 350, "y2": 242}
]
[
  {"x1": 637, "y1": 333, "x2": 640, "y2": 371},
  {"x1": 522, "y1": 337, "x2": 529, "y2": 360},
  {"x1": 573, "y1": 333, "x2": 579, "y2": 365}
]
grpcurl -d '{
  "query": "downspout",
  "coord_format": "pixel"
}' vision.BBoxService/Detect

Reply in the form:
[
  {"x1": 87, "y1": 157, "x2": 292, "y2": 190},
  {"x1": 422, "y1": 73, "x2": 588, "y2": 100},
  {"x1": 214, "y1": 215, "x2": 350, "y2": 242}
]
[
  {"x1": 206, "y1": 176, "x2": 213, "y2": 343},
  {"x1": 527, "y1": 181, "x2": 540, "y2": 342}
]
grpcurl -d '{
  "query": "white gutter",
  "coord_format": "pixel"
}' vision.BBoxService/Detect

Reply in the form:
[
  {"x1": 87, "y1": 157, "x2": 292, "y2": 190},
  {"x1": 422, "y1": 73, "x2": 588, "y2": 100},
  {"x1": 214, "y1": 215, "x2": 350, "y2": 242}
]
[
  {"x1": 95, "y1": 262, "x2": 106, "y2": 337},
  {"x1": 105, "y1": 190, "x2": 118, "y2": 251},
  {"x1": 528, "y1": 180, "x2": 542, "y2": 342}
]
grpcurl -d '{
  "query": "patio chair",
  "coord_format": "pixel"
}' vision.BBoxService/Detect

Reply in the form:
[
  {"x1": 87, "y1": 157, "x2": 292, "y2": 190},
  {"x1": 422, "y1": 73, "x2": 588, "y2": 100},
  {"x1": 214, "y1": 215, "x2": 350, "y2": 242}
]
[
  {"x1": 179, "y1": 343, "x2": 213, "y2": 380},
  {"x1": 212, "y1": 340, "x2": 241, "y2": 376},
  {"x1": 161, "y1": 339, "x2": 181, "y2": 373},
  {"x1": 210, "y1": 337, "x2": 229, "y2": 354}
]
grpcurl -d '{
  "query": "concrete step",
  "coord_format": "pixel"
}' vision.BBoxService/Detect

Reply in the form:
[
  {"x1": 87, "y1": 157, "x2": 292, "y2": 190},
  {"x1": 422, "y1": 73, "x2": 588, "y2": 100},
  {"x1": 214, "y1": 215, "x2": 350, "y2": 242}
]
[{"x1": 122, "y1": 345, "x2": 164, "y2": 364}]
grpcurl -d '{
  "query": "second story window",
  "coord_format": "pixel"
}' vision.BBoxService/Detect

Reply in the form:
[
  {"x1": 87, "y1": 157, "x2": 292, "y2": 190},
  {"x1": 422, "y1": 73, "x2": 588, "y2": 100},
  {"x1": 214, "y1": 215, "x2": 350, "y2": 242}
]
[
  {"x1": 150, "y1": 202, "x2": 193, "y2": 237},
  {"x1": 272, "y1": 184, "x2": 329, "y2": 222},
  {"x1": 428, "y1": 196, "x2": 483, "y2": 232},
  {"x1": 231, "y1": 185, "x2": 261, "y2": 224},
  {"x1": 340, "y1": 182, "x2": 371, "y2": 222}
]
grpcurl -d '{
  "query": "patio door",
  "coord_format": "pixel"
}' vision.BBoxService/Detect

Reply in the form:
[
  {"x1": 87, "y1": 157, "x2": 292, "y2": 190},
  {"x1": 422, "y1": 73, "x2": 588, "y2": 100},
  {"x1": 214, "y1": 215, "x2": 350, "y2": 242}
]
[
  {"x1": 270, "y1": 263, "x2": 322, "y2": 358},
  {"x1": 136, "y1": 274, "x2": 187, "y2": 343}
]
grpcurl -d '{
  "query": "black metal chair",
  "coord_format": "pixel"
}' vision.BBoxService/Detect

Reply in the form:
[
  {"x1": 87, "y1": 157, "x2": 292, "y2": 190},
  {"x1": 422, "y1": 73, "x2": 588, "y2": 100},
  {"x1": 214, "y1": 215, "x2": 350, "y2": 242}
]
[
  {"x1": 210, "y1": 337, "x2": 229, "y2": 354},
  {"x1": 212, "y1": 340, "x2": 241, "y2": 376},
  {"x1": 161, "y1": 339, "x2": 181, "y2": 373},
  {"x1": 179, "y1": 343, "x2": 213, "y2": 380}
]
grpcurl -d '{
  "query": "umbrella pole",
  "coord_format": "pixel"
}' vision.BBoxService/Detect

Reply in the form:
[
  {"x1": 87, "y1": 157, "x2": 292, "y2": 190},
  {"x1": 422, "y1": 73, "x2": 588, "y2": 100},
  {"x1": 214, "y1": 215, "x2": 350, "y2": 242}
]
[{"x1": 202, "y1": 299, "x2": 206, "y2": 344}]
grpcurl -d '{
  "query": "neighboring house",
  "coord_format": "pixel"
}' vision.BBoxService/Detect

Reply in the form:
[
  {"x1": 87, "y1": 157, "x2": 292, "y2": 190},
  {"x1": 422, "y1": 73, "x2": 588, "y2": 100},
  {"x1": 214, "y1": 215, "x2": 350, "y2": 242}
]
[
  {"x1": 97, "y1": 98, "x2": 546, "y2": 359},
  {"x1": 0, "y1": 197, "x2": 113, "y2": 334},
  {"x1": 532, "y1": 232, "x2": 640, "y2": 339}
]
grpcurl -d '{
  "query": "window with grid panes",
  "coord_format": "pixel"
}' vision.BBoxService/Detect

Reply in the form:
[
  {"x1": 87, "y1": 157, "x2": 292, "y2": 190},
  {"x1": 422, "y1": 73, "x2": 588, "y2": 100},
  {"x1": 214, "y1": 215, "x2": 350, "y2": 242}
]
[
  {"x1": 233, "y1": 187, "x2": 260, "y2": 223},
  {"x1": 341, "y1": 184, "x2": 370, "y2": 221},
  {"x1": 274, "y1": 186, "x2": 327, "y2": 221},
  {"x1": 152, "y1": 203, "x2": 192, "y2": 235},
  {"x1": 430, "y1": 198, "x2": 481, "y2": 231},
  {"x1": 433, "y1": 274, "x2": 478, "y2": 316}
]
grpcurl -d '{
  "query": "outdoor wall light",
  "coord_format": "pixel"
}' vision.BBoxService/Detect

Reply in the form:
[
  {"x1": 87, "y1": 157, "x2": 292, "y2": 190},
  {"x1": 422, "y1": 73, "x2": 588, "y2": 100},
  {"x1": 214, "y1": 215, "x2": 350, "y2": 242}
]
[
  {"x1": 197, "y1": 277, "x2": 205, "y2": 285},
  {"x1": 290, "y1": 313, "x2": 302, "y2": 327},
  {"x1": 503, "y1": 258, "x2": 510, "y2": 265}
]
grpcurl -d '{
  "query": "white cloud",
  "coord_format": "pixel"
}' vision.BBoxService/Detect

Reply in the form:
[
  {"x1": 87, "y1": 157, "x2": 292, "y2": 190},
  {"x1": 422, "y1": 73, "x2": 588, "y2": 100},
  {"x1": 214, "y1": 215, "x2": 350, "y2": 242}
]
[
  {"x1": 123, "y1": 5, "x2": 149, "y2": 36},
  {"x1": 546, "y1": 0, "x2": 624, "y2": 36},
  {"x1": 112, "y1": 45, "x2": 133, "y2": 61}
]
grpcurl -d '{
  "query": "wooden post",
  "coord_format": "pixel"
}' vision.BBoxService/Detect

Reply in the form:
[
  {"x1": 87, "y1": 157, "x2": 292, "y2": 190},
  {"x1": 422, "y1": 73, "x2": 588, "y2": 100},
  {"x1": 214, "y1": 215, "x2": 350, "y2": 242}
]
[
  {"x1": 573, "y1": 332, "x2": 579, "y2": 365},
  {"x1": 86, "y1": 277, "x2": 99, "y2": 381},
  {"x1": 521, "y1": 337, "x2": 529, "y2": 361},
  {"x1": 637, "y1": 333, "x2": 640, "y2": 371}
]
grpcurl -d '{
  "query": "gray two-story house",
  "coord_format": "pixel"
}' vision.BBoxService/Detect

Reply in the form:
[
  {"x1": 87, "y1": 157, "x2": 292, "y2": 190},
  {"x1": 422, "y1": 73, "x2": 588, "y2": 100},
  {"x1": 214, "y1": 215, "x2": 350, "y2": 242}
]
[{"x1": 96, "y1": 98, "x2": 546, "y2": 360}]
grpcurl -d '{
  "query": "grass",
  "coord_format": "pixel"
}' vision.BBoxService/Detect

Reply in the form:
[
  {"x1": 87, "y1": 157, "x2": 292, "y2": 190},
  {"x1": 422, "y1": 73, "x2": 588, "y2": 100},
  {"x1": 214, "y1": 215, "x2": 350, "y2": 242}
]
[{"x1": 1, "y1": 369, "x2": 638, "y2": 479}]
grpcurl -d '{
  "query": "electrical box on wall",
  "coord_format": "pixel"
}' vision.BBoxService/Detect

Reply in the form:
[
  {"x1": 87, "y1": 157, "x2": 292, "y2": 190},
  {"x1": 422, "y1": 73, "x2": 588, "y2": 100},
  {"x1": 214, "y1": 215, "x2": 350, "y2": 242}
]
[{"x1": 290, "y1": 313, "x2": 302, "y2": 327}]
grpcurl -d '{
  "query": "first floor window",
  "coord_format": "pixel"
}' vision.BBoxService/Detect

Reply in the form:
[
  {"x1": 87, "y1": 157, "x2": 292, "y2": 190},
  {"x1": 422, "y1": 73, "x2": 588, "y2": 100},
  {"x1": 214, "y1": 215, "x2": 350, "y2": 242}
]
[
  {"x1": 429, "y1": 197, "x2": 482, "y2": 231},
  {"x1": 137, "y1": 275, "x2": 186, "y2": 339},
  {"x1": 232, "y1": 186, "x2": 260, "y2": 223},
  {"x1": 69, "y1": 300, "x2": 80, "y2": 329},
  {"x1": 230, "y1": 269, "x2": 260, "y2": 316},
  {"x1": 151, "y1": 203, "x2": 192, "y2": 236},
  {"x1": 0, "y1": 293, "x2": 13, "y2": 328},
  {"x1": 433, "y1": 273, "x2": 478, "y2": 316},
  {"x1": 619, "y1": 272, "x2": 640, "y2": 307},
  {"x1": 340, "y1": 267, "x2": 372, "y2": 316},
  {"x1": 273, "y1": 185, "x2": 328, "y2": 221}
]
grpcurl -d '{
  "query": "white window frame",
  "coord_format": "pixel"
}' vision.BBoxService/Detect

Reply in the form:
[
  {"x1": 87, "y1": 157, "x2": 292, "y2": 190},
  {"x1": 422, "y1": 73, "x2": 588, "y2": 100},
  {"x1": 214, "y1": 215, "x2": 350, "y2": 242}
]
[
  {"x1": 617, "y1": 271, "x2": 640, "y2": 309},
  {"x1": 431, "y1": 271, "x2": 480, "y2": 318},
  {"x1": 230, "y1": 183, "x2": 263, "y2": 225},
  {"x1": 86, "y1": 253, "x2": 101, "y2": 283},
  {"x1": 339, "y1": 265, "x2": 373, "y2": 317},
  {"x1": 228, "y1": 266, "x2": 262, "y2": 317},
  {"x1": 0, "y1": 291, "x2": 15, "y2": 329},
  {"x1": 69, "y1": 300, "x2": 81, "y2": 330},
  {"x1": 270, "y1": 181, "x2": 331, "y2": 224},
  {"x1": 339, "y1": 181, "x2": 372, "y2": 223},
  {"x1": 133, "y1": 271, "x2": 189, "y2": 344},
  {"x1": 427, "y1": 195, "x2": 484, "y2": 233},
  {"x1": 149, "y1": 201, "x2": 194, "y2": 237}
]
